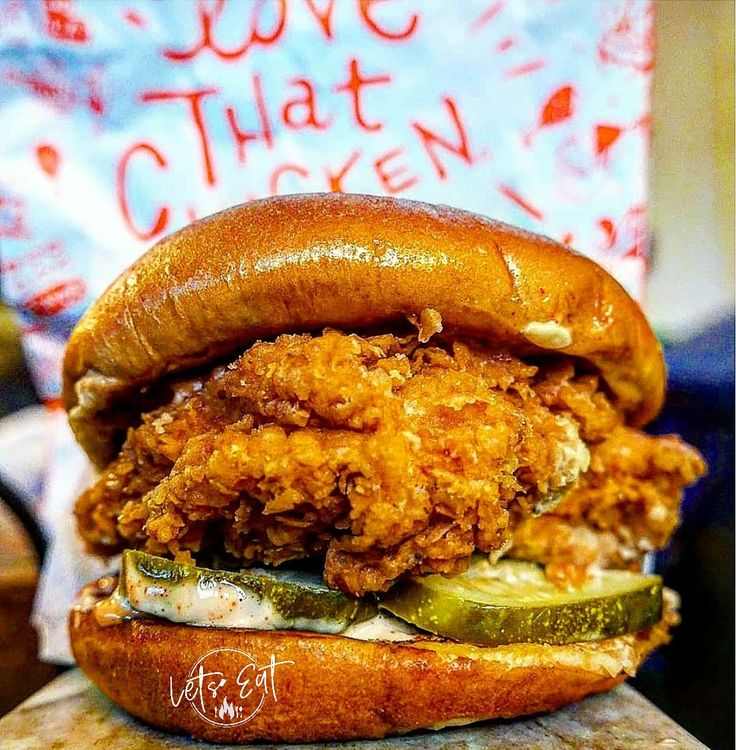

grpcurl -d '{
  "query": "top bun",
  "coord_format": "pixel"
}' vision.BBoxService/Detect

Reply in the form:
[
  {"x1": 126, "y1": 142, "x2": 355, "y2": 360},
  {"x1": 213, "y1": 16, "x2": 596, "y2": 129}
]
[{"x1": 63, "y1": 193, "x2": 664, "y2": 467}]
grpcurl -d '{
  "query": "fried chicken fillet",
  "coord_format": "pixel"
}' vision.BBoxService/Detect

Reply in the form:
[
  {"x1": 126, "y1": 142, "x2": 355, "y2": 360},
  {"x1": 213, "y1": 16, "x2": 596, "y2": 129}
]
[
  {"x1": 75, "y1": 326, "x2": 704, "y2": 596},
  {"x1": 65, "y1": 196, "x2": 708, "y2": 743}
]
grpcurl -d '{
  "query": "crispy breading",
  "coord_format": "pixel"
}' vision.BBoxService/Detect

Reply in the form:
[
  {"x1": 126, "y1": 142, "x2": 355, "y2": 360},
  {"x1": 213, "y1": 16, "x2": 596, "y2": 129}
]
[
  {"x1": 509, "y1": 426, "x2": 706, "y2": 586},
  {"x1": 74, "y1": 330, "x2": 705, "y2": 594}
]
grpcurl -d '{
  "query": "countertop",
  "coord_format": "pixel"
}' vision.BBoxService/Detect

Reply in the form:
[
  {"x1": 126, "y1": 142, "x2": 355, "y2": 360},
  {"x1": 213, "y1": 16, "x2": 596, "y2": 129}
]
[{"x1": 0, "y1": 669, "x2": 707, "y2": 749}]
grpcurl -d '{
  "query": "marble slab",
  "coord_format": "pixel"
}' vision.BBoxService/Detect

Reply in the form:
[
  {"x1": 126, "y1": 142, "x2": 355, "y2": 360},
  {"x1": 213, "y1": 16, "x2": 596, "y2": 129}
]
[{"x1": 0, "y1": 669, "x2": 707, "y2": 749}]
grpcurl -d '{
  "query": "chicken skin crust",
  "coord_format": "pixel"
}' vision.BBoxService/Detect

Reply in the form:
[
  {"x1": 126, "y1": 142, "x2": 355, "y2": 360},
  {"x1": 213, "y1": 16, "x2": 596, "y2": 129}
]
[{"x1": 74, "y1": 329, "x2": 705, "y2": 595}]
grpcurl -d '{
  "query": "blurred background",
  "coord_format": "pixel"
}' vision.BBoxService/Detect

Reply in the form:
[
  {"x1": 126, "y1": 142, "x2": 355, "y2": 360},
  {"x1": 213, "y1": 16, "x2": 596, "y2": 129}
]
[{"x1": 0, "y1": 1, "x2": 733, "y2": 748}]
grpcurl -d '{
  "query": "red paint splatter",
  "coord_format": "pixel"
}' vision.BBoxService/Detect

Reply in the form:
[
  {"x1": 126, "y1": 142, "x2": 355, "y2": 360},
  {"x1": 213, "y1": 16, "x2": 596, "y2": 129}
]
[
  {"x1": 505, "y1": 59, "x2": 546, "y2": 79},
  {"x1": 86, "y1": 69, "x2": 105, "y2": 116},
  {"x1": 471, "y1": 1, "x2": 503, "y2": 33},
  {"x1": 631, "y1": 113, "x2": 652, "y2": 147},
  {"x1": 43, "y1": 0, "x2": 90, "y2": 43},
  {"x1": 595, "y1": 207, "x2": 647, "y2": 259},
  {"x1": 4, "y1": 68, "x2": 75, "y2": 109},
  {"x1": 540, "y1": 85, "x2": 575, "y2": 126},
  {"x1": 36, "y1": 144, "x2": 60, "y2": 177},
  {"x1": 0, "y1": 193, "x2": 31, "y2": 239},
  {"x1": 123, "y1": 9, "x2": 145, "y2": 27},
  {"x1": 598, "y1": 218, "x2": 617, "y2": 251},
  {"x1": 595, "y1": 124, "x2": 622, "y2": 158},
  {"x1": 24, "y1": 279, "x2": 86, "y2": 316},
  {"x1": 5, "y1": 63, "x2": 105, "y2": 120},
  {"x1": 2, "y1": 241, "x2": 73, "y2": 299},
  {"x1": 495, "y1": 36, "x2": 514, "y2": 53},
  {"x1": 498, "y1": 184, "x2": 544, "y2": 221},
  {"x1": 598, "y1": 0, "x2": 654, "y2": 73},
  {"x1": 561, "y1": 232, "x2": 574, "y2": 246},
  {"x1": 522, "y1": 85, "x2": 576, "y2": 147},
  {"x1": 619, "y1": 205, "x2": 647, "y2": 258}
]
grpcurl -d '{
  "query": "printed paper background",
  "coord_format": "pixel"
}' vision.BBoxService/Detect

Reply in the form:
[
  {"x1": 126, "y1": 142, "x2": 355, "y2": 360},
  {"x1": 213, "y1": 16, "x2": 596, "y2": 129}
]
[{"x1": 0, "y1": 0, "x2": 654, "y2": 401}]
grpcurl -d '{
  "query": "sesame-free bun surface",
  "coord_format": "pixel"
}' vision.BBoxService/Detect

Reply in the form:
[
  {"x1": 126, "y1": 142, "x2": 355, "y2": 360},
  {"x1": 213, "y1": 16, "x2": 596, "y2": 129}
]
[
  {"x1": 70, "y1": 581, "x2": 671, "y2": 744},
  {"x1": 63, "y1": 193, "x2": 664, "y2": 467}
]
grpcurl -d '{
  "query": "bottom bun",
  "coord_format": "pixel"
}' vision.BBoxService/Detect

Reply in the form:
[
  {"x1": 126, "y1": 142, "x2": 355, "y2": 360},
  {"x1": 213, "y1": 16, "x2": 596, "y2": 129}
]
[{"x1": 70, "y1": 580, "x2": 675, "y2": 744}]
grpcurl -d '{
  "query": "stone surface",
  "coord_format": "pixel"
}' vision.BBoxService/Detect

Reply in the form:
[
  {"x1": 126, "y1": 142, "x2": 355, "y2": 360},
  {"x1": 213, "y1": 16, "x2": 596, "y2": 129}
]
[{"x1": 0, "y1": 669, "x2": 707, "y2": 749}]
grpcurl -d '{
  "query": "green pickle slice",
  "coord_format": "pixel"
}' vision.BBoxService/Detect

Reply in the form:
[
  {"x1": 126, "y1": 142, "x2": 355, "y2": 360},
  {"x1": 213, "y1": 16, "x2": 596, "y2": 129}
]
[
  {"x1": 380, "y1": 558, "x2": 662, "y2": 646},
  {"x1": 120, "y1": 549, "x2": 375, "y2": 633}
]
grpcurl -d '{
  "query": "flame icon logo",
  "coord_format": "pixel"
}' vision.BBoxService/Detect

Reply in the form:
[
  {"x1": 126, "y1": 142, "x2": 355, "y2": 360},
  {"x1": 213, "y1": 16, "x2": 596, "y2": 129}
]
[
  {"x1": 216, "y1": 695, "x2": 242, "y2": 721},
  {"x1": 171, "y1": 647, "x2": 293, "y2": 728}
]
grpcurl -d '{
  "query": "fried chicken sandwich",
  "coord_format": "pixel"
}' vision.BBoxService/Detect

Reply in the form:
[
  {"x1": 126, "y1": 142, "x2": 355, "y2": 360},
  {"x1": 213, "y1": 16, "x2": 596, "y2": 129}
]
[{"x1": 66, "y1": 194, "x2": 704, "y2": 743}]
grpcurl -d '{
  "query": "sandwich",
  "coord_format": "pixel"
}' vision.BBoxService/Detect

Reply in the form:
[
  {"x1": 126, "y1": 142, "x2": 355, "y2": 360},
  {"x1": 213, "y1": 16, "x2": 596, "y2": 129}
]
[{"x1": 65, "y1": 193, "x2": 705, "y2": 743}]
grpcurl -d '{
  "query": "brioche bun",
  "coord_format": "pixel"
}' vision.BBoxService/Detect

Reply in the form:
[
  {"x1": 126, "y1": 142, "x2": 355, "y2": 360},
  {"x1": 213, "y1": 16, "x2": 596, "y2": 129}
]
[
  {"x1": 70, "y1": 581, "x2": 672, "y2": 744},
  {"x1": 62, "y1": 193, "x2": 664, "y2": 467}
]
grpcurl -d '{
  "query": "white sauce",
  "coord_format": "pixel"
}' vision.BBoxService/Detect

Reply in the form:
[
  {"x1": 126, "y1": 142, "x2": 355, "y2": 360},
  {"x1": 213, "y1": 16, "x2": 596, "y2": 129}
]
[
  {"x1": 523, "y1": 320, "x2": 573, "y2": 349},
  {"x1": 342, "y1": 613, "x2": 419, "y2": 642},
  {"x1": 112, "y1": 565, "x2": 420, "y2": 642},
  {"x1": 125, "y1": 565, "x2": 346, "y2": 634}
]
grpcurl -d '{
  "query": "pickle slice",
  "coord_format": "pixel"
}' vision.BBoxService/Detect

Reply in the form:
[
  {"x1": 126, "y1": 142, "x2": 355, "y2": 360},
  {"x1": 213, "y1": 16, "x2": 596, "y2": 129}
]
[
  {"x1": 380, "y1": 558, "x2": 662, "y2": 646},
  {"x1": 119, "y1": 550, "x2": 375, "y2": 633}
]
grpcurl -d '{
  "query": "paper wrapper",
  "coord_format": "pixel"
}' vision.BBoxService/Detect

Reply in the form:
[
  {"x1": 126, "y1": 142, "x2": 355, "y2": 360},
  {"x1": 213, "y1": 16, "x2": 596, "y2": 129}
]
[
  {"x1": 32, "y1": 412, "x2": 117, "y2": 664},
  {"x1": 0, "y1": 0, "x2": 654, "y2": 664}
]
